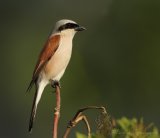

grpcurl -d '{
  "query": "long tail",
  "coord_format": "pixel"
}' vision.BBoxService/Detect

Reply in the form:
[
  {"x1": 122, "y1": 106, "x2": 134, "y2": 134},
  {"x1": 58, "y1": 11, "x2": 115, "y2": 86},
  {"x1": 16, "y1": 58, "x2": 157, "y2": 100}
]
[{"x1": 29, "y1": 81, "x2": 46, "y2": 132}]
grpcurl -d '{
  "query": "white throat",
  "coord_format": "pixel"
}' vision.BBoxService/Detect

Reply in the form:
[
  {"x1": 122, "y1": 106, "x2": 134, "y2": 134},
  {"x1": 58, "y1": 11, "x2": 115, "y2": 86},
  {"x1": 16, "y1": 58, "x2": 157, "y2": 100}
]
[{"x1": 61, "y1": 29, "x2": 76, "y2": 39}]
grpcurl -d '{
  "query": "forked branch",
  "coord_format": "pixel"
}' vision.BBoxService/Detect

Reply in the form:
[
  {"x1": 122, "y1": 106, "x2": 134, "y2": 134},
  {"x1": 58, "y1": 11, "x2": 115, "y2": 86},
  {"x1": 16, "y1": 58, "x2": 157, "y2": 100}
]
[{"x1": 63, "y1": 106, "x2": 107, "y2": 138}]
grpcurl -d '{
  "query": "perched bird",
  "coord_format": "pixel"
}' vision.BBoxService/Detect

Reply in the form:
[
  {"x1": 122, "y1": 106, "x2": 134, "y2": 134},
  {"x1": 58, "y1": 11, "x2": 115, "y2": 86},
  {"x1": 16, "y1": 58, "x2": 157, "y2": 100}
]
[{"x1": 27, "y1": 19, "x2": 85, "y2": 132}]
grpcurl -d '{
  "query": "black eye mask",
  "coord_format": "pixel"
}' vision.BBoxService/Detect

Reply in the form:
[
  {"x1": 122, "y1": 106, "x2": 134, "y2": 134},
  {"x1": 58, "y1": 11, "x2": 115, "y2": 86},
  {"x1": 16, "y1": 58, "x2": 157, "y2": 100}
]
[{"x1": 58, "y1": 23, "x2": 79, "y2": 31}]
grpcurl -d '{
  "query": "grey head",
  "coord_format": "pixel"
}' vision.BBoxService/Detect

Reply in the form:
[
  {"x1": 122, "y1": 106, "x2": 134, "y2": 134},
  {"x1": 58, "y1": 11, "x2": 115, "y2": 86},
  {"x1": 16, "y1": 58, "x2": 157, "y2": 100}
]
[{"x1": 53, "y1": 19, "x2": 86, "y2": 33}]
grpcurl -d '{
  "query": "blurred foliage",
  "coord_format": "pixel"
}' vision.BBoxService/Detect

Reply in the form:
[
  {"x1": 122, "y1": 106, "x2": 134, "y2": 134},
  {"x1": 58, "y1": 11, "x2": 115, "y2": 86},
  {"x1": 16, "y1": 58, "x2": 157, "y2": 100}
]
[
  {"x1": 76, "y1": 117, "x2": 160, "y2": 138},
  {"x1": 76, "y1": 133, "x2": 88, "y2": 138},
  {"x1": 112, "y1": 117, "x2": 159, "y2": 138}
]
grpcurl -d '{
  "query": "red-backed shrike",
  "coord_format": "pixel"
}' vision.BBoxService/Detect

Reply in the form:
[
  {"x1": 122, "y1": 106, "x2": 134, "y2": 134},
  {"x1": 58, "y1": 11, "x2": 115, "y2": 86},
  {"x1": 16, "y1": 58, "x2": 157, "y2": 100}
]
[{"x1": 27, "y1": 19, "x2": 85, "y2": 132}]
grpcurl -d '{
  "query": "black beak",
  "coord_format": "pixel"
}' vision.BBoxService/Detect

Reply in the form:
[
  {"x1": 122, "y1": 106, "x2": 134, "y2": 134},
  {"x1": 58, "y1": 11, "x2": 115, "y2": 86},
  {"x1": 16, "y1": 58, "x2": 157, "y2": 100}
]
[{"x1": 75, "y1": 26, "x2": 86, "y2": 31}]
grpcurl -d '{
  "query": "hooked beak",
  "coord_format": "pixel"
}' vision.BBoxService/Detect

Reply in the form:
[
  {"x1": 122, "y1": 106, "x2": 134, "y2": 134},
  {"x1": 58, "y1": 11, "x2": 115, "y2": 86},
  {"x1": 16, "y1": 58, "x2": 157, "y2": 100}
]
[{"x1": 75, "y1": 26, "x2": 86, "y2": 31}]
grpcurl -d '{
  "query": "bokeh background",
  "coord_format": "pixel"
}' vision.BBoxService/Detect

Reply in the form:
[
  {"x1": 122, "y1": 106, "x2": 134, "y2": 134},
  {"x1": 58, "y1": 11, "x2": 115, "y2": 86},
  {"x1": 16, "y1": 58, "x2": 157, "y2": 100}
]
[{"x1": 0, "y1": 0, "x2": 160, "y2": 137}]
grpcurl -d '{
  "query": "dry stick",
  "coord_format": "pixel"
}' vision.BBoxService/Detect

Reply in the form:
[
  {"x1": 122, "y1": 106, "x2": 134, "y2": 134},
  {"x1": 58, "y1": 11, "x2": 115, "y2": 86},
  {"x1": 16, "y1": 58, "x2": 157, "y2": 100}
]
[
  {"x1": 63, "y1": 106, "x2": 106, "y2": 138},
  {"x1": 52, "y1": 85, "x2": 61, "y2": 138},
  {"x1": 63, "y1": 114, "x2": 91, "y2": 138}
]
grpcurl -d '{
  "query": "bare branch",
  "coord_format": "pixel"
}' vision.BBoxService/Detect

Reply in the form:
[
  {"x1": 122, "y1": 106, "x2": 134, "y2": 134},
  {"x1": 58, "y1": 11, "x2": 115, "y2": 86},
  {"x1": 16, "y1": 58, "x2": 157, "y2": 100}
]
[
  {"x1": 52, "y1": 84, "x2": 61, "y2": 138},
  {"x1": 63, "y1": 106, "x2": 107, "y2": 138}
]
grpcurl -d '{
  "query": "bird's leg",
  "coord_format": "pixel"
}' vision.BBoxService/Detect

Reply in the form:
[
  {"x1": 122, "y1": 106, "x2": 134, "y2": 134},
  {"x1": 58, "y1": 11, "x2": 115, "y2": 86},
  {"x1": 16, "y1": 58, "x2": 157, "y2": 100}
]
[
  {"x1": 51, "y1": 80, "x2": 61, "y2": 138},
  {"x1": 51, "y1": 80, "x2": 61, "y2": 88}
]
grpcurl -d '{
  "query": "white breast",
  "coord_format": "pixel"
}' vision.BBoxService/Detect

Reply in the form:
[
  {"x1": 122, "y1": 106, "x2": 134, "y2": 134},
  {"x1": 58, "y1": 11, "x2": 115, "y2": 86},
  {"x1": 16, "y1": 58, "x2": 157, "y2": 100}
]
[{"x1": 43, "y1": 33, "x2": 74, "y2": 81}]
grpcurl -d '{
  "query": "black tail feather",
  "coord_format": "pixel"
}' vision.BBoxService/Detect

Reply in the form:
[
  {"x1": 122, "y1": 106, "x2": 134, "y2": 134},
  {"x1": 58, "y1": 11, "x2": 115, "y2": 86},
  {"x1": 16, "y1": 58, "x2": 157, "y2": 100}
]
[
  {"x1": 28, "y1": 88, "x2": 38, "y2": 132},
  {"x1": 26, "y1": 79, "x2": 34, "y2": 93},
  {"x1": 29, "y1": 106, "x2": 36, "y2": 132}
]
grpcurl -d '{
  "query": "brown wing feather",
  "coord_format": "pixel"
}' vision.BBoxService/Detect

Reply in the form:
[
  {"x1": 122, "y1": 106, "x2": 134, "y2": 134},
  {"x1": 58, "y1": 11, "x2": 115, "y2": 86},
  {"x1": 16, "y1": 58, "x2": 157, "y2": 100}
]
[{"x1": 27, "y1": 35, "x2": 60, "y2": 91}]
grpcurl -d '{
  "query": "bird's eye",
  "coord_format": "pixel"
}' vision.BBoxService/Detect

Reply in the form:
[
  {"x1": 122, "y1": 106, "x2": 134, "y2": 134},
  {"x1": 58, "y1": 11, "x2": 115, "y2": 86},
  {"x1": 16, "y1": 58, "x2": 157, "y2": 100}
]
[{"x1": 58, "y1": 25, "x2": 65, "y2": 31}]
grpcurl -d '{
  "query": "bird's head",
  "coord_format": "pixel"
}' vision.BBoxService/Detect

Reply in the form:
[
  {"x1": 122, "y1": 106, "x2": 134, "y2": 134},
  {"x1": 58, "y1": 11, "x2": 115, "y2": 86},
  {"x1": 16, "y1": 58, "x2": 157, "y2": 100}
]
[{"x1": 53, "y1": 19, "x2": 86, "y2": 36}]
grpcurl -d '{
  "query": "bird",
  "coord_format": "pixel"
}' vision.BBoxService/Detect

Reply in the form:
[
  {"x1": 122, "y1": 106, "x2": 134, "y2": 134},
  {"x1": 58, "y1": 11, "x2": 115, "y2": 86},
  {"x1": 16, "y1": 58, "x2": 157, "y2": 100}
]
[{"x1": 27, "y1": 19, "x2": 85, "y2": 132}]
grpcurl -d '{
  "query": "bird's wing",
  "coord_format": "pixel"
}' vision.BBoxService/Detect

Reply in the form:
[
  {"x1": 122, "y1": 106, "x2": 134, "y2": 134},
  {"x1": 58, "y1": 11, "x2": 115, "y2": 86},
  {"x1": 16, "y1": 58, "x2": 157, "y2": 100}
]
[{"x1": 27, "y1": 35, "x2": 60, "y2": 91}]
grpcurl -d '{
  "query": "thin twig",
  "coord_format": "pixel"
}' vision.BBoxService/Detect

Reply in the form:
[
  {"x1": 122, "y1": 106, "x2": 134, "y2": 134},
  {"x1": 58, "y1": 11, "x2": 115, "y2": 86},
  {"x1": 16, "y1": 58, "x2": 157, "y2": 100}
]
[
  {"x1": 63, "y1": 106, "x2": 106, "y2": 138},
  {"x1": 52, "y1": 84, "x2": 61, "y2": 138},
  {"x1": 81, "y1": 115, "x2": 91, "y2": 137}
]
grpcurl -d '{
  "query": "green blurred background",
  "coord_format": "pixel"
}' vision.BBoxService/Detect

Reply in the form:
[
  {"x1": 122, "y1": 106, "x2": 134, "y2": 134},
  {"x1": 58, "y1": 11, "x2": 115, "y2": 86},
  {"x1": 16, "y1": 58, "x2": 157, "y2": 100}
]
[{"x1": 1, "y1": 0, "x2": 160, "y2": 137}]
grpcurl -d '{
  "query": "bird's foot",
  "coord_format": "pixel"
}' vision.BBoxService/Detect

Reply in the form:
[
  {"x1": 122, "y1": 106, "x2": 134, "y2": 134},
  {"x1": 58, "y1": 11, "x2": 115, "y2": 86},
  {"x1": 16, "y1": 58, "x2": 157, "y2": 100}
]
[{"x1": 51, "y1": 80, "x2": 61, "y2": 88}]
